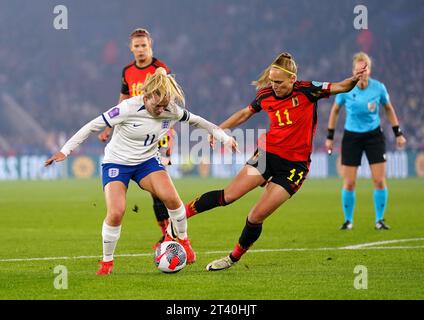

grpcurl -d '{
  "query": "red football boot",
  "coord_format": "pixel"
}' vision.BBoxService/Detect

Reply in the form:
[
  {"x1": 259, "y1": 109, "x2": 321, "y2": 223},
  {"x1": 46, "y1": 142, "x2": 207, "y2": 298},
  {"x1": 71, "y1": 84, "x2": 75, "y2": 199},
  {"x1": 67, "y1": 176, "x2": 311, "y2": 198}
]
[
  {"x1": 152, "y1": 219, "x2": 170, "y2": 249},
  {"x1": 96, "y1": 260, "x2": 114, "y2": 275},
  {"x1": 178, "y1": 238, "x2": 196, "y2": 264},
  {"x1": 152, "y1": 235, "x2": 165, "y2": 250},
  {"x1": 164, "y1": 221, "x2": 177, "y2": 242}
]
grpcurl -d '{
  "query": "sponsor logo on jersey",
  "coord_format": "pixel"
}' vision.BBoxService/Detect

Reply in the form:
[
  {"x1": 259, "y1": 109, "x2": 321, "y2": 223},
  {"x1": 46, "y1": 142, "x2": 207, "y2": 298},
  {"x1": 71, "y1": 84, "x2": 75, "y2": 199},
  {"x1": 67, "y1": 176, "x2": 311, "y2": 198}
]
[
  {"x1": 108, "y1": 107, "x2": 120, "y2": 119},
  {"x1": 108, "y1": 168, "x2": 119, "y2": 178}
]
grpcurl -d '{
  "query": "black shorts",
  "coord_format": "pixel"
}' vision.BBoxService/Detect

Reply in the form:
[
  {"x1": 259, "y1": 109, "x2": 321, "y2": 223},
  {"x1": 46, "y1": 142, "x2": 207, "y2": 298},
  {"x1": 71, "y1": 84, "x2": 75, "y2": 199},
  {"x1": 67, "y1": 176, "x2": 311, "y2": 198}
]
[
  {"x1": 341, "y1": 127, "x2": 386, "y2": 166},
  {"x1": 246, "y1": 149, "x2": 309, "y2": 196}
]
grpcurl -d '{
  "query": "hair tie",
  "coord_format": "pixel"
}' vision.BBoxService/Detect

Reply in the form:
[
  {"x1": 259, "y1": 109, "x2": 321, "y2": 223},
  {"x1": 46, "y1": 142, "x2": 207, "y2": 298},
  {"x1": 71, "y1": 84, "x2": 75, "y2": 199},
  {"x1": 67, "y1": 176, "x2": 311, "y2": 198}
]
[{"x1": 271, "y1": 64, "x2": 296, "y2": 76}]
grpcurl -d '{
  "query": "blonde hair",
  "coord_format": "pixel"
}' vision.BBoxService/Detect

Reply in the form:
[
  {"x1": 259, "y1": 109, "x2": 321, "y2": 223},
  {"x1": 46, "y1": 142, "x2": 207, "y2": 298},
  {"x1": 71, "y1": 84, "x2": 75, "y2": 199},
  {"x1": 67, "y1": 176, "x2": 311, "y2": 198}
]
[
  {"x1": 353, "y1": 52, "x2": 372, "y2": 69},
  {"x1": 142, "y1": 68, "x2": 185, "y2": 107},
  {"x1": 252, "y1": 52, "x2": 297, "y2": 89}
]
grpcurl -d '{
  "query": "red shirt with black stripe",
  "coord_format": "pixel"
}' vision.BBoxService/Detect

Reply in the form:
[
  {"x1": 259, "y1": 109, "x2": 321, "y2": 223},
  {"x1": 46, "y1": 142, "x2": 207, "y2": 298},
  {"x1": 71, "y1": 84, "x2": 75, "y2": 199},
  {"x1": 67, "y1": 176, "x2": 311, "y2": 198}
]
[
  {"x1": 121, "y1": 57, "x2": 171, "y2": 97},
  {"x1": 249, "y1": 81, "x2": 332, "y2": 162}
]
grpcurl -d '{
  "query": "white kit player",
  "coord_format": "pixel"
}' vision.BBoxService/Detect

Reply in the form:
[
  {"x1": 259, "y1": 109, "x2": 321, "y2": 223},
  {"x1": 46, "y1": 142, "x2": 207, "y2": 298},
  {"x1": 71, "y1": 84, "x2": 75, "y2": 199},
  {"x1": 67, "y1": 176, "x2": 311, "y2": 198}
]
[{"x1": 45, "y1": 68, "x2": 238, "y2": 275}]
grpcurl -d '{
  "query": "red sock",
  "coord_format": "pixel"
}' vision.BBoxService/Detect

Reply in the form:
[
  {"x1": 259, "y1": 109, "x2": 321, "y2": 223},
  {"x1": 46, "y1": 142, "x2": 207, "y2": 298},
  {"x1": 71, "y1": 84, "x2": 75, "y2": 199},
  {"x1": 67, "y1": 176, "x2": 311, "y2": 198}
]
[
  {"x1": 185, "y1": 201, "x2": 198, "y2": 218},
  {"x1": 230, "y1": 243, "x2": 248, "y2": 262},
  {"x1": 158, "y1": 219, "x2": 169, "y2": 236}
]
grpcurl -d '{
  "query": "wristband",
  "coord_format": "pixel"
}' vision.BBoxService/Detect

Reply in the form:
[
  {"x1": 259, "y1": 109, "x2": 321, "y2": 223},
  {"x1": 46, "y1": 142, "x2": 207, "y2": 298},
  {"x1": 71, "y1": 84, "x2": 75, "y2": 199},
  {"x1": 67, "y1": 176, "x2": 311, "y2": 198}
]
[
  {"x1": 392, "y1": 126, "x2": 403, "y2": 137},
  {"x1": 327, "y1": 129, "x2": 335, "y2": 140}
]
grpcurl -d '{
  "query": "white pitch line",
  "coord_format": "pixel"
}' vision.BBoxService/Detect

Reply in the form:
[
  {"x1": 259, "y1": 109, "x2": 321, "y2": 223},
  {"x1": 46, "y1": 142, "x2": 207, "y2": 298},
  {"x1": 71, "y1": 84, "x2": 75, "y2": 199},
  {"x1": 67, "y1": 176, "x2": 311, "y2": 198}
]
[
  {"x1": 0, "y1": 255, "x2": 102, "y2": 262},
  {"x1": 204, "y1": 247, "x2": 333, "y2": 254},
  {"x1": 339, "y1": 238, "x2": 424, "y2": 250},
  {"x1": 359, "y1": 245, "x2": 424, "y2": 250},
  {"x1": 1, "y1": 238, "x2": 423, "y2": 263}
]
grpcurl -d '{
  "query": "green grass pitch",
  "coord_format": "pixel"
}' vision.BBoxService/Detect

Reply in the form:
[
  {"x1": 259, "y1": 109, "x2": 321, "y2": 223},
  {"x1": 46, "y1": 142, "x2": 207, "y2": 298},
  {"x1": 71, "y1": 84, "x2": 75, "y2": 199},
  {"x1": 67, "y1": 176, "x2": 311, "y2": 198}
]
[{"x1": 0, "y1": 178, "x2": 423, "y2": 300}]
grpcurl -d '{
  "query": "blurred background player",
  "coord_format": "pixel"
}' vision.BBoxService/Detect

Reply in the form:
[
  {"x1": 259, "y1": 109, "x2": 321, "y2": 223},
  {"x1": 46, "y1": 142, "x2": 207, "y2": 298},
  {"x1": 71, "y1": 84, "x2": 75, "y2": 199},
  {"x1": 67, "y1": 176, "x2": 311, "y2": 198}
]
[
  {"x1": 98, "y1": 28, "x2": 173, "y2": 247},
  {"x1": 45, "y1": 68, "x2": 238, "y2": 274},
  {"x1": 183, "y1": 52, "x2": 368, "y2": 271},
  {"x1": 325, "y1": 52, "x2": 406, "y2": 230}
]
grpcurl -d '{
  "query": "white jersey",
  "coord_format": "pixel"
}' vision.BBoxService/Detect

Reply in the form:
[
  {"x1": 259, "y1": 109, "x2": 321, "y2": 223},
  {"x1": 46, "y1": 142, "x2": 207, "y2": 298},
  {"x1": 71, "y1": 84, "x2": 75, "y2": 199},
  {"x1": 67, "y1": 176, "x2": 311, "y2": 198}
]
[{"x1": 60, "y1": 95, "x2": 231, "y2": 165}]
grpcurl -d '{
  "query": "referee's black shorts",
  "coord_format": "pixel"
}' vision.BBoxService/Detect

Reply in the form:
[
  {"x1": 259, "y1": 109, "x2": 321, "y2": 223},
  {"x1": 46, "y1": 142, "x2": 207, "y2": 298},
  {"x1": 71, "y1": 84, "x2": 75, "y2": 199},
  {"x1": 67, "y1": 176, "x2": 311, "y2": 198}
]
[
  {"x1": 246, "y1": 149, "x2": 309, "y2": 196},
  {"x1": 341, "y1": 127, "x2": 386, "y2": 166}
]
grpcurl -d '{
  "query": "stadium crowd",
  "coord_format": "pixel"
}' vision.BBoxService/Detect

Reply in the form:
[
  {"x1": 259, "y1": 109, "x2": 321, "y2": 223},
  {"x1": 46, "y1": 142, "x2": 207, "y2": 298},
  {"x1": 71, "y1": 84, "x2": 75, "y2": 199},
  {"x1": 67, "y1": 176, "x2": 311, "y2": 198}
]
[{"x1": 0, "y1": 0, "x2": 422, "y2": 155}]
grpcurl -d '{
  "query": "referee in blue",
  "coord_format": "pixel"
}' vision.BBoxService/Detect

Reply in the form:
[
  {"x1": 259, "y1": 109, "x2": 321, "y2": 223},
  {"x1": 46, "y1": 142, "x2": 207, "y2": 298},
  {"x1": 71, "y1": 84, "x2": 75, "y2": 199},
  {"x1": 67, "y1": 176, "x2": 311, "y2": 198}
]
[{"x1": 326, "y1": 52, "x2": 406, "y2": 230}]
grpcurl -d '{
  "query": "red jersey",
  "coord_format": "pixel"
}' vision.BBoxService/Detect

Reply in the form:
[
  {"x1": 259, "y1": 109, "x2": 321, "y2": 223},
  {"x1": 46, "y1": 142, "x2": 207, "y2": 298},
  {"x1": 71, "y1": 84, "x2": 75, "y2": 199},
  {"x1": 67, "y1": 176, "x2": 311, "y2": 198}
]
[
  {"x1": 121, "y1": 57, "x2": 171, "y2": 97},
  {"x1": 249, "y1": 81, "x2": 332, "y2": 162}
]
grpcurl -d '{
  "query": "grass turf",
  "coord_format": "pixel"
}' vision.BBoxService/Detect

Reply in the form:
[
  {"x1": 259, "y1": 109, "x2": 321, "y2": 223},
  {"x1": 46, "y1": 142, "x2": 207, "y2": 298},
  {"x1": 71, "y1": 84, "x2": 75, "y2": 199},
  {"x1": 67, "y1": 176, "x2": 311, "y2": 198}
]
[{"x1": 0, "y1": 178, "x2": 423, "y2": 299}]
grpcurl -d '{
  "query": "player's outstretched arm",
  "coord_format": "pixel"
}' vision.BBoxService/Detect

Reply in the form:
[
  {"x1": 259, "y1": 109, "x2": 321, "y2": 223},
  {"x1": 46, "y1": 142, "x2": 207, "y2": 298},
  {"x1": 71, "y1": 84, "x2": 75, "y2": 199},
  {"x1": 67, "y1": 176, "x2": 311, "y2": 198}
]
[
  {"x1": 218, "y1": 106, "x2": 255, "y2": 130},
  {"x1": 330, "y1": 61, "x2": 368, "y2": 95},
  {"x1": 206, "y1": 106, "x2": 254, "y2": 149},
  {"x1": 186, "y1": 112, "x2": 239, "y2": 153},
  {"x1": 44, "y1": 151, "x2": 67, "y2": 167},
  {"x1": 45, "y1": 116, "x2": 107, "y2": 166}
]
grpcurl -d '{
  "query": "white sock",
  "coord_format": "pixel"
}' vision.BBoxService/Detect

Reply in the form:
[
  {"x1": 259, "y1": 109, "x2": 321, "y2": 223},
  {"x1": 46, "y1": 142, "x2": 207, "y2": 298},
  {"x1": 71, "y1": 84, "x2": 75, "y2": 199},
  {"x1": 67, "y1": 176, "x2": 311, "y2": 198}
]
[
  {"x1": 101, "y1": 221, "x2": 121, "y2": 262},
  {"x1": 167, "y1": 204, "x2": 187, "y2": 240}
]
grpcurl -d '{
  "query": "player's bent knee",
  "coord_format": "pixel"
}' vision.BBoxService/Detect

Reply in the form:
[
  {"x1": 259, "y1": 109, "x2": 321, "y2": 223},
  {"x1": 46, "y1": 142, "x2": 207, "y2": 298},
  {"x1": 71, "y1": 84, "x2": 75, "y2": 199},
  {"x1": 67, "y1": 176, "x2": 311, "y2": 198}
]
[{"x1": 106, "y1": 209, "x2": 125, "y2": 225}]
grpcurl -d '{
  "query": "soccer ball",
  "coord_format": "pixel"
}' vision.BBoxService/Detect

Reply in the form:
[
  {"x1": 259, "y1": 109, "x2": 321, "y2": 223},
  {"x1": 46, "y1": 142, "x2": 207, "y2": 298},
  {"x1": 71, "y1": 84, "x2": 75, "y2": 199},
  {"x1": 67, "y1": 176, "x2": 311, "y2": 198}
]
[{"x1": 154, "y1": 241, "x2": 187, "y2": 273}]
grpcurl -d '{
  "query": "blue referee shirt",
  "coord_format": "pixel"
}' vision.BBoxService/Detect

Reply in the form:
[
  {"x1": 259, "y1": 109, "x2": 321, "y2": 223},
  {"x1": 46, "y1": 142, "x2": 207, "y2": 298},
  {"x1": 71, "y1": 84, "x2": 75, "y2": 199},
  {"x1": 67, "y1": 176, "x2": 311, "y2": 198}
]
[{"x1": 335, "y1": 78, "x2": 390, "y2": 133}]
